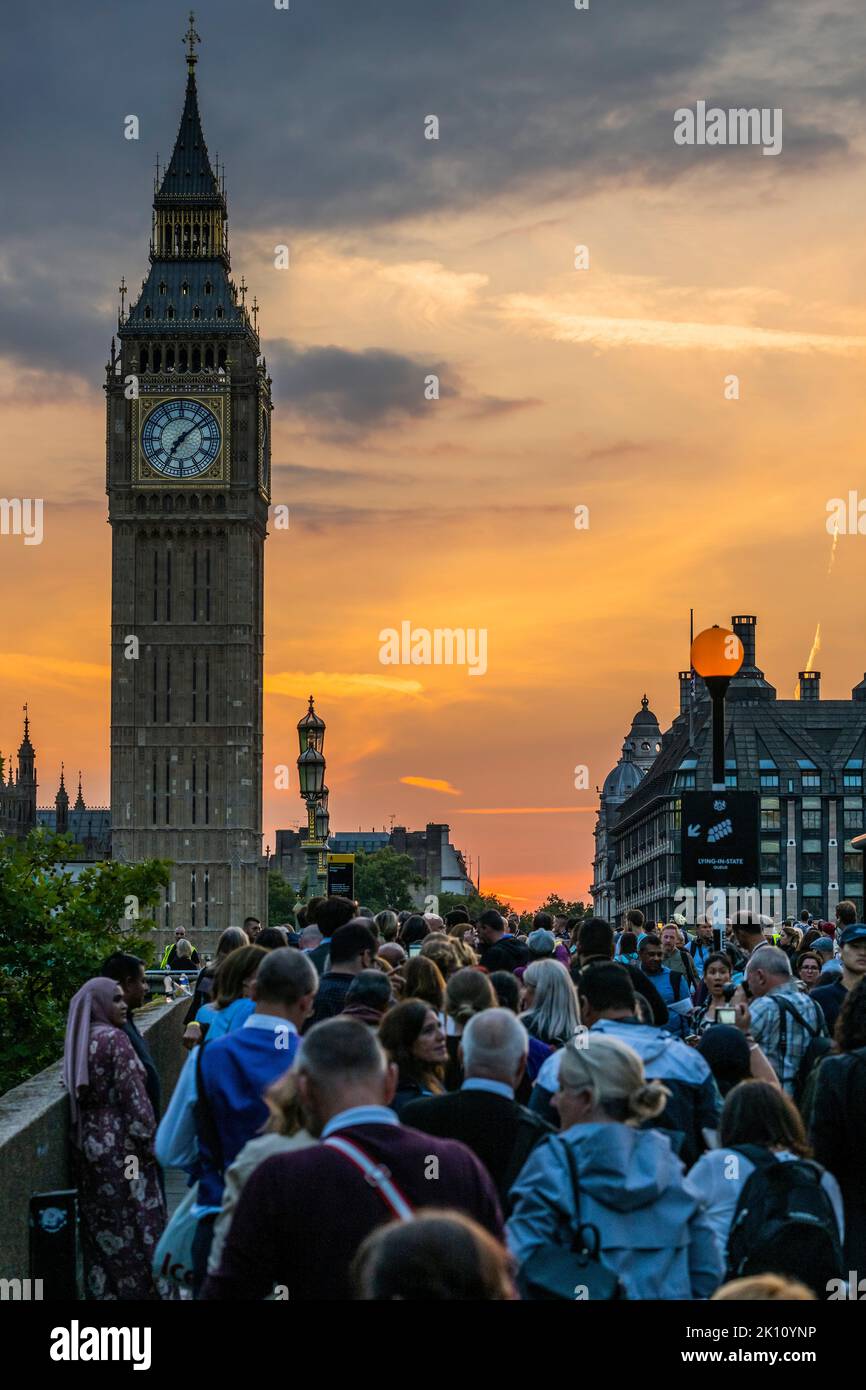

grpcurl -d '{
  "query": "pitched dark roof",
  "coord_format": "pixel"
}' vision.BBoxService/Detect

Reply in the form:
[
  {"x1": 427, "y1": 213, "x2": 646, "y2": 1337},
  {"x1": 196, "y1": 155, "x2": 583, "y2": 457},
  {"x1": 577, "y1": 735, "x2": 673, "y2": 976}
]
[
  {"x1": 156, "y1": 72, "x2": 223, "y2": 206},
  {"x1": 126, "y1": 259, "x2": 246, "y2": 333}
]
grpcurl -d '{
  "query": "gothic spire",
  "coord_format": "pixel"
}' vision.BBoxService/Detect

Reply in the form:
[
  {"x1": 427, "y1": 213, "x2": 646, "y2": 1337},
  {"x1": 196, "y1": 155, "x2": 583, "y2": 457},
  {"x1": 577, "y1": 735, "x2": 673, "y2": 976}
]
[
  {"x1": 74, "y1": 770, "x2": 85, "y2": 812},
  {"x1": 156, "y1": 14, "x2": 222, "y2": 207}
]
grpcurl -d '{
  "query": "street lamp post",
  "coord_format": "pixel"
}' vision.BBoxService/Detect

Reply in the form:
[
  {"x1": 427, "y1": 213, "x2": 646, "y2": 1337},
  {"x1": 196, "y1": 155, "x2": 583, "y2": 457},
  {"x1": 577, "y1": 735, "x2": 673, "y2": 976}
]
[
  {"x1": 689, "y1": 626, "x2": 745, "y2": 948},
  {"x1": 297, "y1": 696, "x2": 329, "y2": 900}
]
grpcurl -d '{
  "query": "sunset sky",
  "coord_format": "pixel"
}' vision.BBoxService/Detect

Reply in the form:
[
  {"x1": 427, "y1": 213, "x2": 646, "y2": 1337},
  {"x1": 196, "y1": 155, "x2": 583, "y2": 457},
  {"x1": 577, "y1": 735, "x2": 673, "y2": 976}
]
[{"x1": 2, "y1": 1, "x2": 866, "y2": 906}]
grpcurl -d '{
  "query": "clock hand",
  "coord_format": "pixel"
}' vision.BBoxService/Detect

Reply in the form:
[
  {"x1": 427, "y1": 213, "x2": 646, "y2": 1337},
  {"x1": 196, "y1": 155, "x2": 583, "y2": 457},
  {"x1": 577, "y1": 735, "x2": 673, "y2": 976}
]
[{"x1": 168, "y1": 424, "x2": 197, "y2": 457}]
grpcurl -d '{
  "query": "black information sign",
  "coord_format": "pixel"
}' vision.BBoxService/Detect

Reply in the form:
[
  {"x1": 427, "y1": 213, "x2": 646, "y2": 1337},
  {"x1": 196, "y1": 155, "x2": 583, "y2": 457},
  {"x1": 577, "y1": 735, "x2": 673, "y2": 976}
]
[
  {"x1": 680, "y1": 790, "x2": 760, "y2": 888},
  {"x1": 327, "y1": 855, "x2": 355, "y2": 900}
]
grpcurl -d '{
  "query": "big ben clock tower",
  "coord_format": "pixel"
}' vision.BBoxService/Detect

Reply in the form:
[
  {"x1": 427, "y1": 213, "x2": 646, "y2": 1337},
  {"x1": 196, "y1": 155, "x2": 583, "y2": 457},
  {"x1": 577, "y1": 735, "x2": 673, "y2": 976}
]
[{"x1": 107, "y1": 15, "x2": 271, "y2": 945}]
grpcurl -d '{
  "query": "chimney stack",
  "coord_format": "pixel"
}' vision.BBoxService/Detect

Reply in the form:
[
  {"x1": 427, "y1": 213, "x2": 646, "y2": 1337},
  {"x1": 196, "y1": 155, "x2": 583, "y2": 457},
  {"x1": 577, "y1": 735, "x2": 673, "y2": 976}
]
[
  {"x1": 678, "y1": 670, "x2": 692, "y2": 715},
  {"x1": 731, "y1": 615, "x2": 757, "y2": 670},
  {"x1": 799, "y1": 670, "x2": 820, "y2": 701}
]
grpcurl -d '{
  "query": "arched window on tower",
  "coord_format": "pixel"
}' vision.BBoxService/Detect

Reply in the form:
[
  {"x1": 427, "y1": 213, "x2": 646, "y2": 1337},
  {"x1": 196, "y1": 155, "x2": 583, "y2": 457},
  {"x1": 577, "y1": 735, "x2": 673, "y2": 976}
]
[
  {"x1": 167, "y1": 306, "x2": 174, "y2": 320},
  {"x1": 205, "y1": 346, "x2": 214, "y2": 369},
  {"x1": 183, "y1": 222, "x2": 191, "y2": 253},
  {"x1": 174, "y1": 224, "x2": 181, "y2": 253},
  {"x1": 204, "y1": 280, "x2": 212, "y2": 295},
  {"x1": 153, "y1": 346, "x2": 162, "y2": 371},
  {"x1": 192, "y1": 346, "x2": 201, "y2": 371},
  {"x1": 178, "y1": 346, "x2": 188, "y2": 372},
  {"x1": 139, "y1": 347, "x2": 149, "y2": 373},
  {"x1": 159, "y1": 282, "x2": 167, "y2": 296},
  {"x1": 144, "y1": 306, "x2": 152, "y2": 320},
  {"x1": 181, "y1": 281, "x2": 189, "y2": 296},
  {"x1": 192, "y1": 306, "x2": 200, "y2": 320},
  {"x1": 192, "y1": 223, "x2": 200, "y2": 253},
  {"x1": 218, "y1": 347, "x2": 227, "y2": 370},
  {"x1": 165, "y1": 347, "x2": 175, "y2": 370},
  {"x1": 215, "y1": 305, "x2": 224, "y2": 319}
]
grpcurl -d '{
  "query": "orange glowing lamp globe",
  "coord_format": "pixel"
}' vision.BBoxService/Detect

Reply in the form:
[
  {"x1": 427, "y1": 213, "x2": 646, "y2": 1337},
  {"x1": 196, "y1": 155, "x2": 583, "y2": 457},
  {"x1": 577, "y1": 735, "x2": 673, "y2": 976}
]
[{"x1": 690, "y1": 625, "x2": 744, "y2": 680}]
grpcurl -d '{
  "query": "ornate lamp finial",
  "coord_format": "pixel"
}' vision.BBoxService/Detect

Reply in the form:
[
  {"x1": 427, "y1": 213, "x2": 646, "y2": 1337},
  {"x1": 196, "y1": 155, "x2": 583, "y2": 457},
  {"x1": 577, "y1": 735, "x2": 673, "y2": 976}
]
[{"x1": 184, "y1": 10, "x2": 201, "y2": 70}]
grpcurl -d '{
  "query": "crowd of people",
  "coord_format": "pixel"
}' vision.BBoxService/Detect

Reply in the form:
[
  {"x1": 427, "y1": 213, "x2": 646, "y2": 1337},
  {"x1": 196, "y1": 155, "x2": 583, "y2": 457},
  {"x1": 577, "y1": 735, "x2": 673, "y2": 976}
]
[{"x1": 60, "y1": 897, "x2": 866, "y2": 1300}]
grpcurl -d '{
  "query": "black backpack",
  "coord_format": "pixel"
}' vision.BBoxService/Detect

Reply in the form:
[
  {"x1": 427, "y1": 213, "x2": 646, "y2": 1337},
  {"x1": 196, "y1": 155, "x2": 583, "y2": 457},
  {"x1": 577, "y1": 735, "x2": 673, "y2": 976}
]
[
  {"x1": 725, "y1": 1145, "x2": 843, "y2": 1297},
  {"x1": 770, "y1": 994, "x2": 832, "y2": 1105}
]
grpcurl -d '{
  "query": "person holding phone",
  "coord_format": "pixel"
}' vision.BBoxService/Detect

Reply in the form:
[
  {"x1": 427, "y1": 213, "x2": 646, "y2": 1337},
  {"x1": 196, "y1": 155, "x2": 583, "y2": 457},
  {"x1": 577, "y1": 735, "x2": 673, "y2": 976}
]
[{"x1": 690, "y1": 953, "x2": 737, "y2": 1035}]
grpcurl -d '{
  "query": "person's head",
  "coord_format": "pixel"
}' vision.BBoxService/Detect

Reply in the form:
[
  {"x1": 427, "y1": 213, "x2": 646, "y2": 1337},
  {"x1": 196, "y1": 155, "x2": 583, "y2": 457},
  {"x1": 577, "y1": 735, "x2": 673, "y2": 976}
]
[
  {"x1": 526, "y1": 928, "x2": 556, "y2": 960},
  {"x1": 719, "y1": 1079, "x2": 809, "y2": 1155},
  {"x1": 419, "y1": 934, "x2": 460, "y2": 979},
  {"x1": 403, "y1": 955, "x2": 446, "y2": 1011},
  {"x1": 555, "y1": 1033, "x2": 667, "y2": 1132},
  {"x1": 577, "y1": 917, "x2": 614, "y2": 963},
  {"x1": 299, "y1": 924, "x2": 322, "y2": 950},
  {"x1": 378, "y1": 999, "x2": 447, "y2": 1087},
  {"x1": 616, "y1": 930, "x2": 637, "y2": 957},
  {"x1": 660, "y1": 925, "x2": 680, "y2": 955},
  {"x1": 476, "y1": 909, "x2": 506, "y2": 945},
  {"x1": 374, "y1": 909, "x2": 399, "y2": 941},
  {"x1": 68, "y1": 977, "x2": 128, "y2": 1033},
  {"x1": 216, "y1": 926, "x2": 249, "y2": 959},
  {"x1": 696, "y1": 918, "x2": 714, "y2": 944},
  {"x1": 799, "y1": 908, "x2": 812, "y2": 924},
  {"x1": 174, "y1": 937, "x2": 193, "y2": 961},
  {"x1": 703, "y1": 951, "x2": 733, "y2": 998},
  {"x1": 839, "y1": 923, "x2": 866, "y2": 980},
  {"x1": 697, "y1": 1025, "x2": 751, "y2": 1097},
  {"x1": 488, "y1": 970, "x2": 521, "y2": 1013},
  {"x1": 423, "y1": 913, "x2": 445, "y2": 934},
  {"x1": 329, "y1": 921, "x2": 378, "y2": 974},
  {"x1": 638, "y1": 933, "x2": 663, "y2": 973},
  {"x1": 730, "y1": 911, "x2": 769, "y2": 953},
  {"x1": 745, "y1": 946, "x2": 792, "y2": 998},
  {"x1": 444, "y1": 907, "x2": 471, "y2": 929},
  {"x1": 712, "y1": 1274, "x2": 815, "y2": 1302},
  {"x1": 256, "y1": 926, "x2": 290, "y2": 950},
  {"x1": 836, "y1": 899, "x2": 858, "y2": 930},
  {"x1": 262, "y1": 1069, "x2": 306, "y2": 1137},
  {"x1": 532, "y1": 911, "x2": 554, "y2": 934},
  {"x1": 356, "y1": 906, "x2": 375, "y2": 921},
  {"x1": 460, "y1": 1008, "x2": 528, "y2": 1090},
  {"x1": 243, "y1": 916, "x2": 262, "y2": 942},
  {"x1": 314, "y1": 896, "x2": 357, "y2": 940},
  {"x1": 625, "y1": 908, "x2": 644, "y2": 934},
  {"x1": 575, "y1": 962, "x2": 636, "y2": 1027},
  {"x1": 398, "y1": 914, "x2": 430, "y2": 948},
  {"x1": 378, "y1": 942, "x2": 407, "y2": 970},
  {"x1": 213, "y1": 945, "x2": 268, "y2": 1009},
  {"x1": 445, "y1": 966, "x2": 496, "y2": 1031},
  {"x1": 174, "y1": 925, "x2": 186, "y2": 941},
  {"x1": 521, "y1": 958, "x2": 581, "y2": 1045},
  {"x1": 352, "y1": 1210, "x2": 515, "y2": 1301},
  {"x1": 796, "y1": 950, "x2": 822, "y2": 988},
  {"x1": 778, "y1": 924, "x2": 801, "y2": 951},
  {"x1": 100, "y1": 952, "x2": 148, "y2": 1010},
  {"x1": 251, "y1": 947, "x2": 318, "y2": 1024},
  {"x1": 835, "y1": 976, "x2": 866, "y2": 1053},
  {"x1": 812, "y1": 936, "x2": 834, "y2": 963},
  {"x1": 297, "y1": 1018, "x2": 395, "y2": 1134},
  {"x1": 344, "y1": 969, "x2": 393, "y2": 1019}
]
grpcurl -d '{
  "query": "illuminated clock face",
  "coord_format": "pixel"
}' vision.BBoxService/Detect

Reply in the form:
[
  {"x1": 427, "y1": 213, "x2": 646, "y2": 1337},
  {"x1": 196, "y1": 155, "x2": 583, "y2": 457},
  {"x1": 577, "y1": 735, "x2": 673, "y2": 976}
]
[{"x1": 141, "y1": 399, "x2": 221, "y2": 478}]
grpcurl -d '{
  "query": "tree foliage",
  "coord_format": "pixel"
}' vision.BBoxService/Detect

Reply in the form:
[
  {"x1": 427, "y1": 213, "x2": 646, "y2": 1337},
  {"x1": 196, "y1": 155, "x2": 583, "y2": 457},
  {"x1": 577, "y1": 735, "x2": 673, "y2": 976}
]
[
  {"x1": 0, "y1": 832, "x2": 169, "y2": 1094},
  {"x1": 354, "y1": 848, "x2": 422, "y2": 913},
  {"x1": 267, "y1": 869, "x2": 300, "y2": 926}
]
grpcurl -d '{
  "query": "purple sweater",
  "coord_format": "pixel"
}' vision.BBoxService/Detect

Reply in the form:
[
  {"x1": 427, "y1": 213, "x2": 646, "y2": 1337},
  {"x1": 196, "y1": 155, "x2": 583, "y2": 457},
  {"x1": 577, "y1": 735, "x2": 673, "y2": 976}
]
[{"x1": 202, "y1": 1122, "x2": 504, "y2": 1300}]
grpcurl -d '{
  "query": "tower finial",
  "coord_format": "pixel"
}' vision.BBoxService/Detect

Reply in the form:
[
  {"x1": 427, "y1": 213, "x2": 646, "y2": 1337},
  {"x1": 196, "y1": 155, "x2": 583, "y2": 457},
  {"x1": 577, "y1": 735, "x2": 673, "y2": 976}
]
[
  {"x1": 184, "y1": 10, "x2": 201, "y2": 70},
  {"x1": 22, "y1": 702, "x2": 29, "y2": 740}
]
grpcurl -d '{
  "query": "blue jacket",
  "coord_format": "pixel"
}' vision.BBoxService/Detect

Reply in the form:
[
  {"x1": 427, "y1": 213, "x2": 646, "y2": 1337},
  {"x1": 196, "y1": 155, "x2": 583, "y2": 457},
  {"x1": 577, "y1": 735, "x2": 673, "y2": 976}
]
[
  {"x1": 530, "y1": 1018, "x2": 722, "y2": 1167},
  {"x1": 507, "y1": 1122, "x2": 722, "y2": 1299},
  {"x1": 196, "y1": 1020, "x2": 301, "y2": 1207}
]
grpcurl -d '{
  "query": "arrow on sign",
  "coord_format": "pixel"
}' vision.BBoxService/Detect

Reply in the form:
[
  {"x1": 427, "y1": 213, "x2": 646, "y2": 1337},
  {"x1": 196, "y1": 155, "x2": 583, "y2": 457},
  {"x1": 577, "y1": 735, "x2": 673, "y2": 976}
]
[{"x1": 687, "y1": 823, "x2": 702, "y2": 838}]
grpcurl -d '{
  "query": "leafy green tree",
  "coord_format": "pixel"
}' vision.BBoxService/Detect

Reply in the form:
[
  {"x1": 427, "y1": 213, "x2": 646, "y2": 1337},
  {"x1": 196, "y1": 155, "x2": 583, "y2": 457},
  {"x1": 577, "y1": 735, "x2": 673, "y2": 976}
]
[
  {"x1": 267, "y1": 869, "x2": 300, "y2": 926},
  {"x1": 0, "y1": 831, "x2": 169, "y2": 1094},
  {"x1": 354, "y1": 848, "x2": 422, "y2": 913},
  {"x1": 533, "y1": 893, "x2": 589, "y2": 921},
  {"x1": 434, "y1": 889, "x2": 513, "y2": 920}
]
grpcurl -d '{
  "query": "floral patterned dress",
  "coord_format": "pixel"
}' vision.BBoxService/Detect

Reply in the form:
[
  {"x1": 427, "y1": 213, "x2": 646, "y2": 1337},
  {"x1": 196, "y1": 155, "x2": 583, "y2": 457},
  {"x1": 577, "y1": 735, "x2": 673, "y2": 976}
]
[{"x1": 72, "y1": 1024, "x2": 167, "y2": 1299}]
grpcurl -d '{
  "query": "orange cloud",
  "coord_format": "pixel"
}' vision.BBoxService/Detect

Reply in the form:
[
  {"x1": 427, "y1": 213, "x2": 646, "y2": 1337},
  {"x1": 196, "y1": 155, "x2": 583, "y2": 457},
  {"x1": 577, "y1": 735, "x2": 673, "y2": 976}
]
[{"x1": 400, "y1": 776, "x2": 462, "y2": 796}]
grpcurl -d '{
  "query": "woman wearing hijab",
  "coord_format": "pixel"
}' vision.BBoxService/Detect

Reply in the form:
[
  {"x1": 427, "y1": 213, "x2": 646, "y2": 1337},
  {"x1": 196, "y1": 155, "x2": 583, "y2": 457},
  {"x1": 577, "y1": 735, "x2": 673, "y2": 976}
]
[{"x1": 63, "y1": 977, "x2": 167, "y2": 1299}]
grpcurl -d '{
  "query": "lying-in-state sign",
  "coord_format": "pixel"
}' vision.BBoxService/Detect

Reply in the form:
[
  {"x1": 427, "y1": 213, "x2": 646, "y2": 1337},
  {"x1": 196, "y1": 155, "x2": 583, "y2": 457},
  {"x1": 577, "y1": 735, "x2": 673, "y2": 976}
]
[{"x1": 680, "y1": 791, "x2": 760, "y2": 889}]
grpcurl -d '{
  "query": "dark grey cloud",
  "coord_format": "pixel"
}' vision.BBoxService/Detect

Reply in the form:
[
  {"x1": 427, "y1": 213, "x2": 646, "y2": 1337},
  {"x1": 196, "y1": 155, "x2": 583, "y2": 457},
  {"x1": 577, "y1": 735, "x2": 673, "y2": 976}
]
[
  {"x1": 0, "y1": 0, "x2": 857, "y2": 383},
  {"x1": 267, "y1": 340, "x2": 456, "y2": 437}
]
